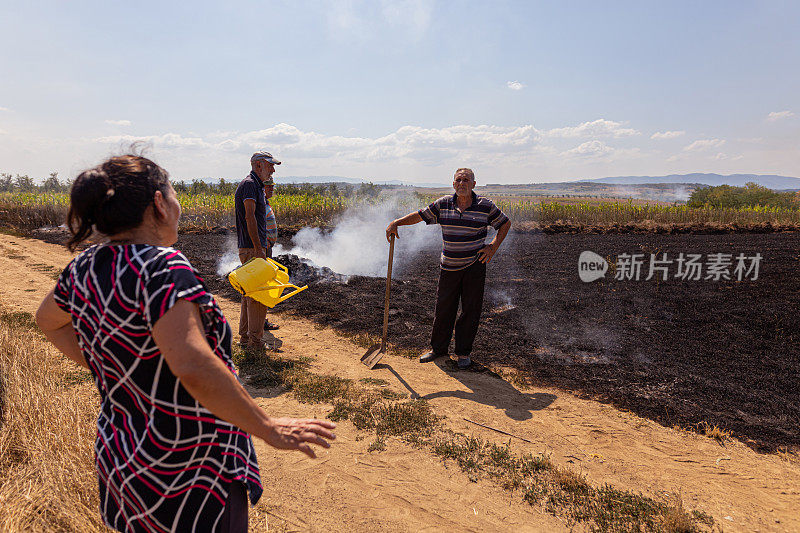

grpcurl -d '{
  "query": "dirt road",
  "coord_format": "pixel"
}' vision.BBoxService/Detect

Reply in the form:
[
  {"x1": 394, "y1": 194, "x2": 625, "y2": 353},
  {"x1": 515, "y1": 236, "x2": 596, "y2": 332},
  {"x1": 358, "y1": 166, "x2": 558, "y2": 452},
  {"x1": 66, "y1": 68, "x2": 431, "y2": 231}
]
[{"x1": 2, "y1": 232, "x2": 798, "y2": 532}]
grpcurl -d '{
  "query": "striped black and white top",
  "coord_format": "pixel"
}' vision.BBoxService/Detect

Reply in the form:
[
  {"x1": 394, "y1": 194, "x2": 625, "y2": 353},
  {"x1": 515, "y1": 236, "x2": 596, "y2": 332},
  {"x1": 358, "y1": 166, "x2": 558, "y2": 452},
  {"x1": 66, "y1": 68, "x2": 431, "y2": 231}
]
[
  {"x1": 54, "y1": 244, "x2": 262, "y2": 532},
  {"x1": 418, "y1": 192, "x2": 509, "y2": 271}
]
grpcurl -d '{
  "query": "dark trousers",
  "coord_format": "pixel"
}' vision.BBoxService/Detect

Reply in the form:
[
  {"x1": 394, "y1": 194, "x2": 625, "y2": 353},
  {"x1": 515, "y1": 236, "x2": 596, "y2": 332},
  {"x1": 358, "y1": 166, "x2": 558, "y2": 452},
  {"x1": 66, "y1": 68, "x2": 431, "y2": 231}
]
[
  {"x1": 219, "y1": 481, "x2": 248, "y2": 532},
  {"x1": 431, "y1": 261, "x2": 486, "y2": 357}
]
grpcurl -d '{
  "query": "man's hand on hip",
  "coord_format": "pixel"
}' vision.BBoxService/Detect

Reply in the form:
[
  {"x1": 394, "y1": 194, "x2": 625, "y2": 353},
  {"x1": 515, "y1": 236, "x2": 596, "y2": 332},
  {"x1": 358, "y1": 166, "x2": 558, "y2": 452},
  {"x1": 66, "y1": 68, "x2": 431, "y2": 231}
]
[{"x1": 477, "y1": 243, "x2": 498, "y2": 263}]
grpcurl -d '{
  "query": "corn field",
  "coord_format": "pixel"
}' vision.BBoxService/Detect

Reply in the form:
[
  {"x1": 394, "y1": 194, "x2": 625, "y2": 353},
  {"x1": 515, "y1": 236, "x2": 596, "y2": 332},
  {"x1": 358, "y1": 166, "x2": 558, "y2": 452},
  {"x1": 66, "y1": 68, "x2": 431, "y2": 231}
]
[
  {"x1": 496, "y1": 199, "x2": 800, "y2": 225},
  {"x1": 176, "y1": 193, "x2": 352, "y2": 229},
  {"x1": 2, "y1": 192, "x2": 800, "y2": 232},
  {"x1": 0, "y1": 192, "x2": 70, "y2": 229},
  {"x1": 0, "y1": 192, "x2": 353, "y2": 231}
]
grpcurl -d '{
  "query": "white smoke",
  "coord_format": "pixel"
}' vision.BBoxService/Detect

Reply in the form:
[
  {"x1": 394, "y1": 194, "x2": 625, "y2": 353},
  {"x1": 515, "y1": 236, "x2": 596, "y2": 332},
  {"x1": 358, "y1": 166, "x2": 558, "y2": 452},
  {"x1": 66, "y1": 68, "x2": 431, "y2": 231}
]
[
  {"x1": 216, "y1": 237, "x2": 240, "y2": 276},
  {"x1": 602, "y1": 184, "x2": 693, "y2": 203},
  {"x1": 672, "y1": 185, "x2": 691, "y2": 202},
  {"x1": 273, "y1": 196, "x2": 438, "y2": 277},
  {"x1": 487, "y1": 288, "x2": 513, "y2": 308}
]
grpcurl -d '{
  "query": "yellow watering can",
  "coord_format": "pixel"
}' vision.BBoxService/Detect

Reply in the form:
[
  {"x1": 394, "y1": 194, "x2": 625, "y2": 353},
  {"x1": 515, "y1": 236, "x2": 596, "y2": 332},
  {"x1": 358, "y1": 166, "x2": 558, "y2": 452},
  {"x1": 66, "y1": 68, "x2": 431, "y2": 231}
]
[{"x1": 228, "y1": 258, "x2": 308, "y2": 308}]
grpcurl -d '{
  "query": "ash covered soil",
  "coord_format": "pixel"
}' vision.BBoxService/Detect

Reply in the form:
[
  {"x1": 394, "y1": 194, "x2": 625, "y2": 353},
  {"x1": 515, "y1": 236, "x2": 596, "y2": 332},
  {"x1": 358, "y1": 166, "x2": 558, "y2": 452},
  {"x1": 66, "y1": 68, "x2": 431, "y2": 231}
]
[{"x1": 178, "y1": 231, "x2": 800, "y2": 453}]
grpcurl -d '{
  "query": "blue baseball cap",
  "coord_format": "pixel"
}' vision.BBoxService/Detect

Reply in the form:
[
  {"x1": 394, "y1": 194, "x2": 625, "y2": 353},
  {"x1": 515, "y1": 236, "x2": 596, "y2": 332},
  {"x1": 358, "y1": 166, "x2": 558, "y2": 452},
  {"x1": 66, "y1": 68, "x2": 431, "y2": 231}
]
[{"x1": 250, "y1": 151, "x2": 281, "y2": 165}]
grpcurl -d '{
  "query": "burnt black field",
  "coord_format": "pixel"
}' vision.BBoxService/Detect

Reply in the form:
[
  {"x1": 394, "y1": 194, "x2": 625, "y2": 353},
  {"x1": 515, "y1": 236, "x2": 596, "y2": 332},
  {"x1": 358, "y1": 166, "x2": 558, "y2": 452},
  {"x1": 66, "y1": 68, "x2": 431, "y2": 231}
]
[{"x1": 173, "y1": 230, "x2": 800, "y2": 453}]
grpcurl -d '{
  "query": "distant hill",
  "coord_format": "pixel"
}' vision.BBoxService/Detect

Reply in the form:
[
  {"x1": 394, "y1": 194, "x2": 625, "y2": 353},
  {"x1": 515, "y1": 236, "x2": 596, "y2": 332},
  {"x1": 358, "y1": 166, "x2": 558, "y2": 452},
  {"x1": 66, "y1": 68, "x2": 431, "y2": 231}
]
[{"x1": 584, "y1": 174, "x2": 800, "y2": 189}]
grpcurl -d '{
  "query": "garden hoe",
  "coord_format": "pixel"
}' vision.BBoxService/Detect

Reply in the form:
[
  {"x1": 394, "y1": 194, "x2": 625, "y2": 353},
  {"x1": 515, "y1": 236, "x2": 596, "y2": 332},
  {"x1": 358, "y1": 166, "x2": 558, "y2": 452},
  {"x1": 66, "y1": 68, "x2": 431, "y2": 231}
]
[{"x1": 360, "y1": 234, "x2": 395, "y2": 369}]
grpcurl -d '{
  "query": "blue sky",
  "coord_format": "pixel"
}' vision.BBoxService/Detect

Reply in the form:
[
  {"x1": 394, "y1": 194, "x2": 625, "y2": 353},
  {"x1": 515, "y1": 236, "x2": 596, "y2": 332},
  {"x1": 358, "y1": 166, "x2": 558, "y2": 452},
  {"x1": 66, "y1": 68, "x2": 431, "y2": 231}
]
[{"x1": 1, "y1": 1, "x2": 798, "y2": 183}]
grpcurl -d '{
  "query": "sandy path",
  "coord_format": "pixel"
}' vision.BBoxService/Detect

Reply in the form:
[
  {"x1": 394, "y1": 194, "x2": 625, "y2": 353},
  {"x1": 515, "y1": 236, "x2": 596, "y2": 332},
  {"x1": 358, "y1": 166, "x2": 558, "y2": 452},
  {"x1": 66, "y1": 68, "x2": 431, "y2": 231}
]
[{"x1": 1, "y1": 232, "x2": 798, "y2": 532}]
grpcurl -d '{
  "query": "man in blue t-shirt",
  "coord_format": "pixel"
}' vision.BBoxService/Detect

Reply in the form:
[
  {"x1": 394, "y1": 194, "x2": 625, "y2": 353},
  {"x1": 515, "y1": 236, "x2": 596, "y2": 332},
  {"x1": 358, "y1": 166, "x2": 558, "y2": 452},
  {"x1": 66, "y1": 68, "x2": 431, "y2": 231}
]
[{"x1": 235, "y1": 151, "x2": 280, "y2": 349}]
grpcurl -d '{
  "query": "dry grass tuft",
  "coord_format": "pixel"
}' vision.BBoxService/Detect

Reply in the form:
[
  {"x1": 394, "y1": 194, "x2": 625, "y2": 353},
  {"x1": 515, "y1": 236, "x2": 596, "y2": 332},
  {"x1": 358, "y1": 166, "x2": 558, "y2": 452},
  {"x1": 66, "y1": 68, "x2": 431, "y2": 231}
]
[
  {"x1": 367, "y1": 436, "x2": 386, "y2": 453},
  {"x1": 697, "y1": 421, "x2": 731, "y2": 444},
  {"x1": 551, "y1": 466, "x2": 590, "y2": 496},
  {"x1": 0, "y1": 312, "x2": 106, "y2": 532},
  {"x1": 777, "y1": 446, "x2": 800, "y2": 465},
  {"x1": 662, "y1": 494, "x2": 699, "y2": 533}
]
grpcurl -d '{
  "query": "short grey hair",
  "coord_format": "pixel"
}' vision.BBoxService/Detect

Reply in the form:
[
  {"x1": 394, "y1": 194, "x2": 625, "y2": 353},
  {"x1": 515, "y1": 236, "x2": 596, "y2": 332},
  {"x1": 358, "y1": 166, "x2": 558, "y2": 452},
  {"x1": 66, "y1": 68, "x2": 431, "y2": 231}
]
[{"x1": 454, "y1": 168, "x2": 475, "y2": 181}]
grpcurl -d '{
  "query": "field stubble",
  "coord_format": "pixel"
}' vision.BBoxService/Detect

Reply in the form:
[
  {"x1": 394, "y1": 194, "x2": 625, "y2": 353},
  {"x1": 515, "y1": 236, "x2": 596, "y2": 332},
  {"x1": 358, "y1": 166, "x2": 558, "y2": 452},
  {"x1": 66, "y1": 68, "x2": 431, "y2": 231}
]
[{"x1": 0, "y1": 311, "x2": 105, "y2": 532}]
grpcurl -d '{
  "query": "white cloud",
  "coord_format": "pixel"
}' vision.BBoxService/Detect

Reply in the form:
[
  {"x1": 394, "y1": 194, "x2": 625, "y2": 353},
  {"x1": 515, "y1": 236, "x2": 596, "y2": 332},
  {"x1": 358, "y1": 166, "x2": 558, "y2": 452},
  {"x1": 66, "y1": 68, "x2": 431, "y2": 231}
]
[
  {"x1": 237, "y1": 123, "x2": 304, "y2": 147},
  {"x1": 766, "y1": 110, "x2": 794, "y2": 122},
  {"x1": 206, "y1": 130, "x2": 240, "y2": 141},
  {"x1": 95, "y1": 133, "x2": 207, "y2": 148},
  {"x1": 105, "y1": 119, "x2": 132, "y2": 126},
  {"x1": 92, "y1": 123, "x2": 545, "y2": 166},
  {"x1": 7, "y1": 118, "x2": 797, "y2": 183},
  {"x1": 650, "y1": 130, "x2": 685, "y2": 140},
  {"x1": 547, "y1": 119, "x2": 639, "y2": 138},
  {"x1": 558, "y1": 141, "x2": 644, "y2": 165},
  {"x1": 225, "y1": 124, "x2": 541, "y2": 161},
  {"x1": 507, "y1": 81, "x2": 525, "y2": 91},
  {"x1": 87, "y1": 120, "x2": 658, "y2": 173},
  {"x1": 216, "y1": 139, "x2": 241, "y2": 152},
  {"x1": 4, "y1": 116, "x2": 717, "y2": 180},
  {"x1": 562, "y1": 140, "x2": 615, "y2": 158},
  {"x1": 711, "y1": 153, "x2": 745, "y2": 162},
  {"x1": 381, "y1": 124, "x2": 540, "y2": 150},
  {"x1": 736, "y1": 137, "x2": 766, "y2": 144},
  {"x1": 683, "y1": 138, "x2": 725, "y2": 152}
]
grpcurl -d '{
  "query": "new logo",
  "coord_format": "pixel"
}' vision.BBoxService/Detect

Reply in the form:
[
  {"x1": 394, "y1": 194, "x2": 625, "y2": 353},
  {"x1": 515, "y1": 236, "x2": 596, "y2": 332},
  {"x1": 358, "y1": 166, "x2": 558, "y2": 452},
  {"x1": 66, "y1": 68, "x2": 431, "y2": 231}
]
[{"x1": 578, "y1": 251, "x2": 608, "y2": 282}]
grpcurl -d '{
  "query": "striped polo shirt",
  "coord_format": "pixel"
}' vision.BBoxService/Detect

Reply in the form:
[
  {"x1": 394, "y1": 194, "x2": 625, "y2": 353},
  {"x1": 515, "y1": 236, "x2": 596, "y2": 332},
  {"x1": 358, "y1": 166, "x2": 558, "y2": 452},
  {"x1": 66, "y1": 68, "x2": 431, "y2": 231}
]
[
  {"x1": 265, "y1": 200, "x2": 277, "y2": 246},
  {"x1": 418, "y1": 192, "x2": 509, "y2": 271}
]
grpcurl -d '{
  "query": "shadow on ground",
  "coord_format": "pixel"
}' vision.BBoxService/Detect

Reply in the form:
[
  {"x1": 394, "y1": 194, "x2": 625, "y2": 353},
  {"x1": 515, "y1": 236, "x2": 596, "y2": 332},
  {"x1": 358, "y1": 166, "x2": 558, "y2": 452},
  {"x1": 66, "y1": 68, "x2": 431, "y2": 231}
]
[{"x1": 419, "y1": 358, "x2": 557, "y2": 421}]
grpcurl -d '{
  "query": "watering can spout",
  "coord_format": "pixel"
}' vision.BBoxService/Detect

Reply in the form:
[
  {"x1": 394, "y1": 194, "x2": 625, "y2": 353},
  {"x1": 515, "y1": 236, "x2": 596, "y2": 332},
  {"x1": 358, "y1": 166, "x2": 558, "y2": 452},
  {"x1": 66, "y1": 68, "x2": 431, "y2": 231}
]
[{"x1": 227, "y1": 258, "x2": 308, "y2": 308}]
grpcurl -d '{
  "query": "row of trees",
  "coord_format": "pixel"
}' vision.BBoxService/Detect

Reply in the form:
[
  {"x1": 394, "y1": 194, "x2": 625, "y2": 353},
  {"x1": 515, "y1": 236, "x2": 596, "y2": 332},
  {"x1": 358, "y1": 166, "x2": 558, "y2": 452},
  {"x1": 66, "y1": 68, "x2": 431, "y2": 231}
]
[
  {"x1": 0, "y1": 173, "x2": 386, "y2": 199},
  {"x1": 0, "y1": 173, "x2": 68, "y2": 193},
  {"x1": 687, "y1": 183, "x2": 800, "y2": 209},
  {"x1": 172, "y1": 179, "x2": 383, "y2": 198}
]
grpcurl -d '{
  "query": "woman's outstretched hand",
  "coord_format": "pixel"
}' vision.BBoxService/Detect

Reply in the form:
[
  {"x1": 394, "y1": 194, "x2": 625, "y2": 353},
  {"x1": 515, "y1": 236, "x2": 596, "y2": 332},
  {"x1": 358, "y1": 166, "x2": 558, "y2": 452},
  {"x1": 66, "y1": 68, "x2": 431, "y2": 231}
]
[
  {"x1": 154, "y1": 301, "x2": 337, "y2": 460},
  {"x1": 263, "y1": 418, "x2": 337, "y2": 458}
]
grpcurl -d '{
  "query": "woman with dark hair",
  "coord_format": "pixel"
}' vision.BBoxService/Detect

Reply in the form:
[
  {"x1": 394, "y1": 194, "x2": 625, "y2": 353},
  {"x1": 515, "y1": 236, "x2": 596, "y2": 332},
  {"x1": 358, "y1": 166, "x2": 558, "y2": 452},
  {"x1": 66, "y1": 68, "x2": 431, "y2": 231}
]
[{"x1": 35, "y1": 155, "x2": 335, "y2": 532}]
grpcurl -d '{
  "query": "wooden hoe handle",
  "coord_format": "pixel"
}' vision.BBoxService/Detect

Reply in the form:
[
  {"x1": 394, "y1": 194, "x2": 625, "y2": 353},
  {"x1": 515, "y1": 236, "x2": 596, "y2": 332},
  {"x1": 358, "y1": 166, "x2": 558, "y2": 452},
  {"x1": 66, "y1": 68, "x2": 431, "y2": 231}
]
[{"x1": 381, "y1": 234, "x2": 395, "y2": 351}]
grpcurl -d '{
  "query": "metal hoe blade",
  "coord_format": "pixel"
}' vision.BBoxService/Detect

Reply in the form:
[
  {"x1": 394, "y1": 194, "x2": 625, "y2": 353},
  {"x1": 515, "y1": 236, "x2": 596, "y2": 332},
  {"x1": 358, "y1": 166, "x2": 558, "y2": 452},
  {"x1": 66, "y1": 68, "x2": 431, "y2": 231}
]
[
  {"x1": 360, "y1": 234, "x2": 395, "y2": 369},
  {"x1": 360, "y1": 344, "x2": 384, "y2": 369}
]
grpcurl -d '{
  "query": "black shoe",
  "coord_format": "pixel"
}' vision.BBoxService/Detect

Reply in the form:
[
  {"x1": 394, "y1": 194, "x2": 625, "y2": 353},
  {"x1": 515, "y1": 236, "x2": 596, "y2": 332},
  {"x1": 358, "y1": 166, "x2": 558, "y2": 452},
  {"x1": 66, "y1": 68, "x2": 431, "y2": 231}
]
[
  {"x1": 264, "y1": 320, "x2": 280, "y2": 331},
  {"x1": 420, "y1": 351, "x2": 446, "y2": 363},
  {"x1": 456, "y1": 357, "x2": 472, "y2": 370}
]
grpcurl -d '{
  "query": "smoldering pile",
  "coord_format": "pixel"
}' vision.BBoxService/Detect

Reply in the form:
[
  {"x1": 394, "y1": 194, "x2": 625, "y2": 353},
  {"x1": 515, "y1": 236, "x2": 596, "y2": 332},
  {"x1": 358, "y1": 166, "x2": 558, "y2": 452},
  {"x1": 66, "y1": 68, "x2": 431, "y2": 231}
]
[{"x1": 274, "y1": 254, "x2": 348, "y2": 285}]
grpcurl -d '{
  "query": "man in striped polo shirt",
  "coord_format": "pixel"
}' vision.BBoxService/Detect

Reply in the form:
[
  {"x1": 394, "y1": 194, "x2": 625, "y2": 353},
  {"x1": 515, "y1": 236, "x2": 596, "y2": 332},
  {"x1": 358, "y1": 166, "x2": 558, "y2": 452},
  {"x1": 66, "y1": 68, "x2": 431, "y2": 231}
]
[{"x1": 386, "y1": 168, "x2": 511, "y2": 369}]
